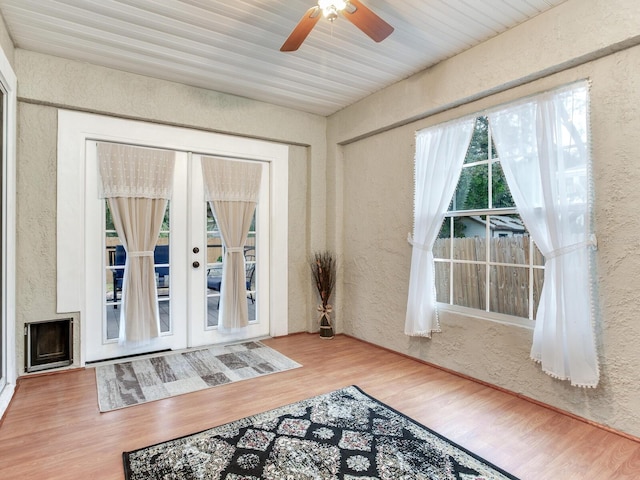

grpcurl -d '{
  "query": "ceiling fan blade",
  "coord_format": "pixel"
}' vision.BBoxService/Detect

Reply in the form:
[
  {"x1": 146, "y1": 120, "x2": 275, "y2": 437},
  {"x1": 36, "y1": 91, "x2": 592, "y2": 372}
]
[
  {"x1": 280, "y1": 7, "x2": 322, "y2": 52},
  {"x1": 342, "y1": 0, "x2": 394, "y2": 43}
]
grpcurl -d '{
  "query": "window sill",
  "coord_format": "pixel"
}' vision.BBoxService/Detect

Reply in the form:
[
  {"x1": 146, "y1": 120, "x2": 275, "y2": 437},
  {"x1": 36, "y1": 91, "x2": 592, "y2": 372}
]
[{"x1": 437, "y1": 303, "x2": 535, "y2": 330}]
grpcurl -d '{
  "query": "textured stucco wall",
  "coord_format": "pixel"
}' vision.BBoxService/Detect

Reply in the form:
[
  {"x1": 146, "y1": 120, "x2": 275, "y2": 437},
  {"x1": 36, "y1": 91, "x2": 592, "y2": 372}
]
[
  {"x1": 0, "y1": 10, "x2": 14, "y2": 68},
  {"x1": 13, "y1": 50, "x2": 327, "y2": 374},
  {"x1": 330, "y1": 0, "x2": 640, "y2": 438},
  {"x1": 287, "y1": 144, "x2": 314, "y2": 334},
  {"x1": 15, "y1": 103, "x2": 80, "y2": 373}
]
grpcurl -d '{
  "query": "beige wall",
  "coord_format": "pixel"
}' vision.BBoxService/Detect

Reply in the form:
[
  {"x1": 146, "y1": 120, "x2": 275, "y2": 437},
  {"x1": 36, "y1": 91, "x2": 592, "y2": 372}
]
[
  {"x1": 0, "y1": 11, "x2": 14, "y2": 68},
  {"x1": 328, "y1": 0, "x2": 640, "y2": 438},
  {"x1": 13, "y1": 50, "x2": 327, "y2": 371}
]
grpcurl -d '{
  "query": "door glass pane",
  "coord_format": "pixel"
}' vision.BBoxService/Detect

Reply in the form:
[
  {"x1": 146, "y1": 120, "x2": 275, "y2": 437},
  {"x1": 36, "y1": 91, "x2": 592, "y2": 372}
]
[
  {"x1": 246, "y1": 211, "x2": 257, "y2": 322},
  {"x1": 104, "y1": 200, "x2": 171, "y2": 341},
  {"x1": 104, "y1": 200, "x2": 120, "y2": 341},
  {"x1": 206, "y1": 207, "x2": 222, "y2": 327},
  {"x1": 205, "y1": 207, "x2": 257, "y2": 327},
  {"x1": 157, "y1": 203, "x2": 171, "y2": 333}
]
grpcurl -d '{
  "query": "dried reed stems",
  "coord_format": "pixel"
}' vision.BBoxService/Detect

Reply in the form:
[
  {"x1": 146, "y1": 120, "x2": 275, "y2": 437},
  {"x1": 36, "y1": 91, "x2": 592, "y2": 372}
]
[{"x1": 310, "y1": 251, "x2": 336, "y2": 309}]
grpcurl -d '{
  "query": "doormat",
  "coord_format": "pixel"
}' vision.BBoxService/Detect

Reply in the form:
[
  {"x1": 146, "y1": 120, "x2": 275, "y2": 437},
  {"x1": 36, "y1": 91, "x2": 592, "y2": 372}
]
[
  {"x1": 95, "y1": 341, "x2": 301, "y2": 412},
  {"x1": 123, "y1": 385, "x2": 519, "y2": 480}
]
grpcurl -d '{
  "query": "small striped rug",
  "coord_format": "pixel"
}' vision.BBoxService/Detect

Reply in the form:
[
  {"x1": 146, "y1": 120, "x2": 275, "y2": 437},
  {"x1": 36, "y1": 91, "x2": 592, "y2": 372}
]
[{"x1": 94, "y1": 341, "x2": 301, "y2": 412}]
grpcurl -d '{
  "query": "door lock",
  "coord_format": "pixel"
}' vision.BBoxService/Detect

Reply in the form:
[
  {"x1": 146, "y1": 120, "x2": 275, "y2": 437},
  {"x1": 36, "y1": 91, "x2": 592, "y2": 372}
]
[{"x1": 193, "y1": 247, "x2": 200, "y2": 254}]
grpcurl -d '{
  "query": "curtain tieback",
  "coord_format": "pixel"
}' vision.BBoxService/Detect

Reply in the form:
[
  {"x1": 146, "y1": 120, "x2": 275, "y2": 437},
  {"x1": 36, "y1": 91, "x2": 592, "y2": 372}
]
[
  {"x1": 226, "y1": 247, "x2": 244, "y2": 253},
  {"x1": 128, "y1": 250, "x2": 154, "y2": 257},
  {"x1": 407, "y1": 232, "x2": 430, "y2": 251},
  {"x1": 546, "y1": 234, "x2": 598, "y2": 260}
]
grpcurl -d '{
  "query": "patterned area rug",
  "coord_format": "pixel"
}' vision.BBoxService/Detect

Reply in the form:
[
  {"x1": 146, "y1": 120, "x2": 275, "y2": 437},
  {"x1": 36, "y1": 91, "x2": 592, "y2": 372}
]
[
  {"x1": 95, "y1": 341, "x2": 301, "y2": 412},
  {"x1": 123, "y1": 385, "x2": 519, "y2": 480}
]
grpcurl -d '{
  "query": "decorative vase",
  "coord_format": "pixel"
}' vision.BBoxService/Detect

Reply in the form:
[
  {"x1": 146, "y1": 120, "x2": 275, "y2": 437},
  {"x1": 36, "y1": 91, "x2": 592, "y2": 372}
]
[{"x1": 318, "y1": 304, "x2": 334, "y2": 339}]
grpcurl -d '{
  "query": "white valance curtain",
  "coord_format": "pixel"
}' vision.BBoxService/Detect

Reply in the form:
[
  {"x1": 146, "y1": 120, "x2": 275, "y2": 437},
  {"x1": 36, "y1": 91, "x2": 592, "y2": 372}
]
[
  {"x1": 405, "y1": 118, "x2": 475, "y2": 337},
  {"x1": 201, "y1": 157, "x2": 262, "y2": 332},
  {"x1": 488, "y1": 81, "x2": 599, "y2": 387},
  {"x1": 97, "y1": 142, "x2": 175, "y2": 343}
]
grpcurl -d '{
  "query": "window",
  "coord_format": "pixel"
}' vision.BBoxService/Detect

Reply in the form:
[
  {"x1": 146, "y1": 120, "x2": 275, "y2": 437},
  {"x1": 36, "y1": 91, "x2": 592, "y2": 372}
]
[
  {"x1": 433, "y1": 117, "x2": 544, "y2": 322},
  {"x1": 407, "y1": 82, "x2": 597, "y2": 386}
]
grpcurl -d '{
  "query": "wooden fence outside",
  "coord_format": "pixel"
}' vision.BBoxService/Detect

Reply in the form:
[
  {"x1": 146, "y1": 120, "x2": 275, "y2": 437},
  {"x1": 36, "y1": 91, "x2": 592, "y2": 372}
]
[{"x1": 433, "y1": 235, "x2": 544, "y2": 319}]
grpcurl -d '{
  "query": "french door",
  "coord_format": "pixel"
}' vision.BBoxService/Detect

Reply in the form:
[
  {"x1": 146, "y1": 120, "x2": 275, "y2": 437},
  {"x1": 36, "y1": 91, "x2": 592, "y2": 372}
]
[
  {"x1": 184, "y1": 154, "x2": 270, "y2": 347},
  {"x1": 86, "y1": 148, "x2": 270, "y2": 362}
]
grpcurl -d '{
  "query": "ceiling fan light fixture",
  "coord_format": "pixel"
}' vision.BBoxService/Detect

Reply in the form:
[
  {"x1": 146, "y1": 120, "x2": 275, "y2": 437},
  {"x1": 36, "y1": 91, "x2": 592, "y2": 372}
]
[{"x1": 318, "y1": 0, "x2": 348, "y2": 21}]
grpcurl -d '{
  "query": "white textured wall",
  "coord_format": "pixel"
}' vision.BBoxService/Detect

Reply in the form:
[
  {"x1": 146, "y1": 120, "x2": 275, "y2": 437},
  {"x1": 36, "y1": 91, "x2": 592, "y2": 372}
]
[
  {"x1": 329, "y1": 0, "x2": 640, "y2": 438},
  {"x1": 14, "y1": 50, "x2": 327, "y2": 372}
]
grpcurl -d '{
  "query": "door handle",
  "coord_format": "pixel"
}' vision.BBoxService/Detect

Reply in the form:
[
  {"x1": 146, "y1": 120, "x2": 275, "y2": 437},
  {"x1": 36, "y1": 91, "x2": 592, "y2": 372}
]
[{"x1": 192, "y1": 261, "x2": 200, "y2": 268}]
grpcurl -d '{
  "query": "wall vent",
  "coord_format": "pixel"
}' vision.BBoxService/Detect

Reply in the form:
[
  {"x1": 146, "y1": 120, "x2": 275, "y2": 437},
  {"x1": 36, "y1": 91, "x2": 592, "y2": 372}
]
[{"x1": 25, "y1": 318, "x2": 73, "y2": 372}]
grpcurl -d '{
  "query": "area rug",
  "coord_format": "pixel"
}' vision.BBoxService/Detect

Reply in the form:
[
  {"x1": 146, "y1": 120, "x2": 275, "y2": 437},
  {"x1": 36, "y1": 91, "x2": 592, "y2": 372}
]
[
  {"x1": 123, "y1": 385, "x2": 519, "y2": 480},
  {"x1": 95, "y1": 341, "x2": 301, "y2": 412}
]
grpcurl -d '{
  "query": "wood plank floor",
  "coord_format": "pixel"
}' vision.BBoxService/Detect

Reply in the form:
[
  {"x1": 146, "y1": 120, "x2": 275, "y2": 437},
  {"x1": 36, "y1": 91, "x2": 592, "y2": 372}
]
[{"x1": 1, "y1": 334, "x2": 639, "y2": 479}]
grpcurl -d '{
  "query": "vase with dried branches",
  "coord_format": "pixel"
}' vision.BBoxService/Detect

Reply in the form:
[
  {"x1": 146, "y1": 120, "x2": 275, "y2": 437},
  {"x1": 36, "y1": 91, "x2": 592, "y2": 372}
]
[{"x1": 310, "y1": 251, "x2": 336, "y2": 339}]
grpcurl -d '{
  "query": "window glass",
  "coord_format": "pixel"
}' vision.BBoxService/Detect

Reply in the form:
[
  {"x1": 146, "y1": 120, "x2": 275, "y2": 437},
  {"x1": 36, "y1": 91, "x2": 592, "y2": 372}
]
[
  {"x1": 488, "y1": 215, "x2": 526, "y2": 264},
  {"x1": 453, "y1": 215, "x2": 486, "y2": 262},
  {"x1": 434, "y1": 262, "x2": 450, "y2": 304},
  {"x1": 452, "y1": 263, "x2": 486, "y2": 310},
  {"x1": 491, "y1": 162, "x2": 515, "y2": 208},
  {"x1": 489, "y1": 265, "x2": 531, "y2": 318}
]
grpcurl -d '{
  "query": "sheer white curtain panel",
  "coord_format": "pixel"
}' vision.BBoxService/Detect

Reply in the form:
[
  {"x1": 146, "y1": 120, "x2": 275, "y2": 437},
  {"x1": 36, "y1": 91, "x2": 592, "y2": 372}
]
[
  {"x1": 98, "y1": 142, "x2": 175, "y2": 343},
  {"x1": 201, "y1": 157, "x2": 262, "y2": 332},
  {"x1": 488, "y1": 81, "x2": 599, "y2": 387},
  {"x1": 405, "y1": 118, "x2": 475, "y2": 337}
]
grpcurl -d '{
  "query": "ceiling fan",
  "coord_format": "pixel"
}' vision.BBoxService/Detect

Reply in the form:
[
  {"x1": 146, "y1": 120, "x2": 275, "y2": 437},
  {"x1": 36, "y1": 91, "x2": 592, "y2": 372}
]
[{"x1": 280, "y1": 0, "x2": 394, "y2": 52}]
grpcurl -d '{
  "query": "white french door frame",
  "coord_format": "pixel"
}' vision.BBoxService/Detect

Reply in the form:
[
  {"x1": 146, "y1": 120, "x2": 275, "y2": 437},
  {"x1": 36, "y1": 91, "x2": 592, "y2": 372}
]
[
  {"x1": 0, "y1": 42, "x2": 16, "y2": 421},
  {"x1": 57, "y1": 111, "x2": 288, "y2": 365}
]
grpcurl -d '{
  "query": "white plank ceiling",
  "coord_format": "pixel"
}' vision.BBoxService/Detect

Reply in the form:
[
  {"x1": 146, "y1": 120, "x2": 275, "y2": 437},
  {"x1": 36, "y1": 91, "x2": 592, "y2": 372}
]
[{"x1": 0, "y1": 0, "x2": 568, "y2": 116}]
